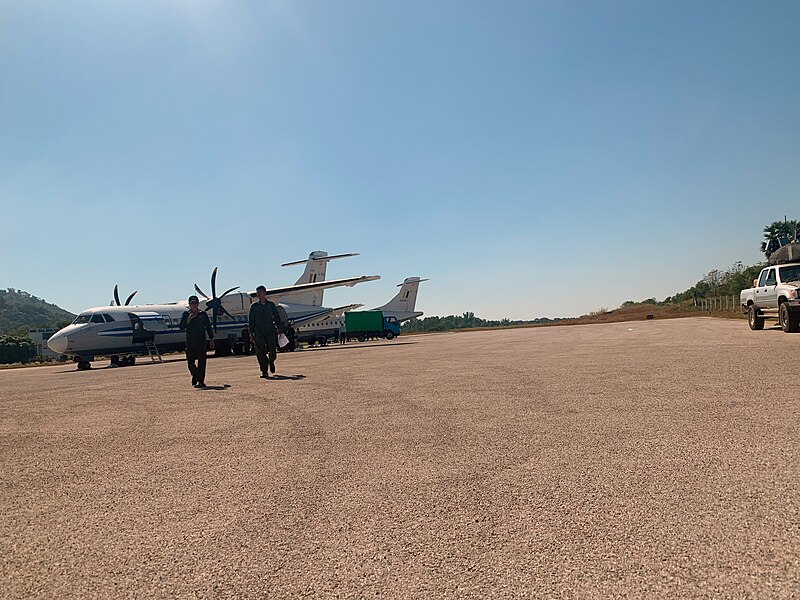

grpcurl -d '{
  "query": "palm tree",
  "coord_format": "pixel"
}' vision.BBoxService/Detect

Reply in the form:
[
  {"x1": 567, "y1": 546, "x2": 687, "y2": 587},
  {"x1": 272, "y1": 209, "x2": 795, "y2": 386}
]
[{"x1": 761, "y1": 219, "x2": 799, "y2": 257}]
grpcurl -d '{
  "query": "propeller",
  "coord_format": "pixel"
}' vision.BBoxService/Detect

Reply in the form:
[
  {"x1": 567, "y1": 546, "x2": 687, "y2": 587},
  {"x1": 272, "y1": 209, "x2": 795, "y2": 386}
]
[
  {"x1": 194, "y1": 267, "x2": 240, "y2": 332},
  {"x1": 112, "y1": 285, "x2": 138, "y2": 306}
]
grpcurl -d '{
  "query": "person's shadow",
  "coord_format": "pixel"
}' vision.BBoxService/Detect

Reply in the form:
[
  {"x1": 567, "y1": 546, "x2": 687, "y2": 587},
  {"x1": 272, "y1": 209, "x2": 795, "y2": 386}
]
[
  {"x1": 198, "y1": 384, "x2": 232, "y2": 391},
  {"x1": 269, "y1": 374, "x2": 306, "y2": 381}
]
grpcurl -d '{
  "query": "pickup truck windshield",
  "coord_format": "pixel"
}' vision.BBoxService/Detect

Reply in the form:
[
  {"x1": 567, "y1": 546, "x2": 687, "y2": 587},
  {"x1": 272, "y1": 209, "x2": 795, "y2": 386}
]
[{"x1": 779, "y1": 265, "x2": 800, "y2": 283}]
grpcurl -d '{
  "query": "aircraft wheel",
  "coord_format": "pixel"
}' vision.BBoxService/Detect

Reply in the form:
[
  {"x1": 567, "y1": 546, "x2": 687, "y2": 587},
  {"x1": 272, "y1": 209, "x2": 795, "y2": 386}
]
[
  {"x1": 77, "y1": 360, "x2": 91, "y2": 370},
  {"x1": 110, "y1": 355, "x2": 120, "y2": 367}
]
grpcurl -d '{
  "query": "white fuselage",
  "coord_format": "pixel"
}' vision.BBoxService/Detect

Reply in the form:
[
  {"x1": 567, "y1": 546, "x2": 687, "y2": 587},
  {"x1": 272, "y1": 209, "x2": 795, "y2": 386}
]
[{"x1": 48, "y1": 293, "x2": 346, "y2": 359}]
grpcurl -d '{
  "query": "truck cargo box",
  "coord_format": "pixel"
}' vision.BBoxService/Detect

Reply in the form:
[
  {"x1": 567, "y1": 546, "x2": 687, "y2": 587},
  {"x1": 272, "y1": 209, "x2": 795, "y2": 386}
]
[{"x1": 345, "y1": 311, "x2": 384, "y2": 333}]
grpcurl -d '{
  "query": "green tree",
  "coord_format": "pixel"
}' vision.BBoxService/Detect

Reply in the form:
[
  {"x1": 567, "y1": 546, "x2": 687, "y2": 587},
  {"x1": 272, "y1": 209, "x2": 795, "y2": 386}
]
[{"x1": 0, "y1": 335, "x2": 37, "y2": 364}]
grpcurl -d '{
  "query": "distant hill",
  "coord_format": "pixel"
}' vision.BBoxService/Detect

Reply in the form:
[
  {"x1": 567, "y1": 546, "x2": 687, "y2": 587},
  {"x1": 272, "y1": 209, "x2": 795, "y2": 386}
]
[{"x1": 0, "y1": 288, "x2": 75, "y2": 335}]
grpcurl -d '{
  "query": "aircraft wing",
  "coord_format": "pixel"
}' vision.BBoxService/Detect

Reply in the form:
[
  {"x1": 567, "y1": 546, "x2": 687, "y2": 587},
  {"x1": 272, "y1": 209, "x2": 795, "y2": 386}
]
[
  {"x1": 331, "y1": 304, "x2": 362, "y2": 317},
  {"x1": 257, "y1": 275, "x2": 380, "y2": 299},
  {"x1": 287, "y1": 304, "x2": 364, "y2": 328},
  {"x1": 287, "y1": 308, "x2": 339, "y2": 327}
]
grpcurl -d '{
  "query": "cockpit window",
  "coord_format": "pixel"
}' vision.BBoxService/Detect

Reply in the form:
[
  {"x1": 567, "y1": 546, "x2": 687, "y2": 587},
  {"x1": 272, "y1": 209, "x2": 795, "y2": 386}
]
[
  {"x1": 73, "y1": 314, "x2": 92, "y2": 324},
  {"x1": 91, "y1": 314, "x2": 105, "y2": 323},
  {"x1": 103, "y1": 314, "x2": 115, "y2": 323}
]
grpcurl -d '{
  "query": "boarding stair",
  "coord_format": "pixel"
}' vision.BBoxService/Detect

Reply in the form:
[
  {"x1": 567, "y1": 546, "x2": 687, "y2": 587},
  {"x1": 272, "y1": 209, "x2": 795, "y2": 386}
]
[{"x1": 144, "y1": 340, "x2": 163, "y2": 363}]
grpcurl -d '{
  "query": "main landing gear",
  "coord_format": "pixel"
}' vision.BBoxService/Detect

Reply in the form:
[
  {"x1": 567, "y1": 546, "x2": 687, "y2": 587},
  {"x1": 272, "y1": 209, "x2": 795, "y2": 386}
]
[{"x1": 108, "y1": 355, "x2": 137, "y2": 368}]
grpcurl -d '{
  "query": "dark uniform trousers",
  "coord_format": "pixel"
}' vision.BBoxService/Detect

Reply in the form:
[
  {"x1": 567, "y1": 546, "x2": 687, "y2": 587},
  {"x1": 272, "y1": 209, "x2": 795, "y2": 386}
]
[
  {"x1": 253, "y1": 331, "x2": 277, "y2": 374},
  {"x1": 186, "y1": 338, "x2": 208, "y2": 383}
]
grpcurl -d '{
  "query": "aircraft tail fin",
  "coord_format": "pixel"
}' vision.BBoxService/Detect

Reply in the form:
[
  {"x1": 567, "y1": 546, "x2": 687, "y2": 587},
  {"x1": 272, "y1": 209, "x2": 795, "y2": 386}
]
[
  {"x1": 280, "y1": 251, "x2": 359, "y2": 306},
  {"x1": 373, "y1": 277, "x2": 428, "y2": 321}
]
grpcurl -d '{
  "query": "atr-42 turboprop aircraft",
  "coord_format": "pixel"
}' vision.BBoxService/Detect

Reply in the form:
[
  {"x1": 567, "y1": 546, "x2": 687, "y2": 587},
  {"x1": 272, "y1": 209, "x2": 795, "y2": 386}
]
[{"x1": 48, "y1": 267, "x2": 379, "y2": 370}]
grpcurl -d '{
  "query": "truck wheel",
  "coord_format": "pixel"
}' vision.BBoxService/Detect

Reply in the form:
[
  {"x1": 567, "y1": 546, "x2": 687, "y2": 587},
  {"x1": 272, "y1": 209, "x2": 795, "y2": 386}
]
[
  {"x1": 385, "y1": 331, "x2": 395, "y2": 340},
  {"x1": 780, "y1": 303, "x2": 799, "y2": 333},
  {"x1": 748, "y1": 305, "x2": 764, "y2": 330},
  {"x1": 357, "y1": 334, "x2": 366, "y2": 342}
]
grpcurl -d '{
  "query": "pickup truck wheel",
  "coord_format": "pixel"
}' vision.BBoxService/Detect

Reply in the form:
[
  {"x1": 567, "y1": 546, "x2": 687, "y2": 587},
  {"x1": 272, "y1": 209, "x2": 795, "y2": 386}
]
[
  {"x1": 748, "y1": 305, "x2": 765, "y2": 330},
  {"x1": 779, "y1": 303, "x2": 799, "y2": 333}
]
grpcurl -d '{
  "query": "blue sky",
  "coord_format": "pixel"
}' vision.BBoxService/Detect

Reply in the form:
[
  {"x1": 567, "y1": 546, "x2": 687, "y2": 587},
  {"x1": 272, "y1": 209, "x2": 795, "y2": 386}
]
[{"x1": 2, "y1": 1, "x2": 798, "y2": 318}]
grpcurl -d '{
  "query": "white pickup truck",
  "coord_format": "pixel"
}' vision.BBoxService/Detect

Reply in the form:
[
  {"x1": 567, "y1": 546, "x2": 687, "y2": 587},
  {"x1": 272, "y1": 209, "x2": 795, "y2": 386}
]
[{"x1": 740, "y1": 262, "x2": 800, "y2": 332}]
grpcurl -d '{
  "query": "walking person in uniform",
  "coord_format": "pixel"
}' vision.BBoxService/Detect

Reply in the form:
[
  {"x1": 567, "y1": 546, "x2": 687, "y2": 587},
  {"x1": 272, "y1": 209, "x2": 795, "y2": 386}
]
[
  {"x1": 179, "y1": 295, "x2": 215, "y2": 388},
  {"x1": 249, "y1": 285, "x2": 283, "y2": 379}
]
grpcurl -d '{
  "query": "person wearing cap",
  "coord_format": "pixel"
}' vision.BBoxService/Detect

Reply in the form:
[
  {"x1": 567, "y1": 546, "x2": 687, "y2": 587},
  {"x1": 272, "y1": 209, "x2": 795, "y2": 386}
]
[
  {"x1": 179, "y1": 295, "x2": 215, "y2": 388},
  {"x1": 248, "y1": 285, "x2": 283, "y2": 378}
]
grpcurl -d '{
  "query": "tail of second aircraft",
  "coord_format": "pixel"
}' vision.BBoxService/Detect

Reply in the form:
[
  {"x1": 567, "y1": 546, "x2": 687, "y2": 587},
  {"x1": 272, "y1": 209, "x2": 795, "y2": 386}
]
[
  {"x1": 279, "y1": 251, "x2": 359, "y2": 306},
  {"x1": 373, "y1": 277, "x2": 428, "y2": 322}
]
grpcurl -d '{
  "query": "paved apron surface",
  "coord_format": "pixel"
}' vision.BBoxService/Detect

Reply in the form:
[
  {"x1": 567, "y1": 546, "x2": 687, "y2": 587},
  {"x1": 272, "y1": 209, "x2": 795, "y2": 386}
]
[{"x1": 1, "y1": 318, "x2": 798, "y2": 597}]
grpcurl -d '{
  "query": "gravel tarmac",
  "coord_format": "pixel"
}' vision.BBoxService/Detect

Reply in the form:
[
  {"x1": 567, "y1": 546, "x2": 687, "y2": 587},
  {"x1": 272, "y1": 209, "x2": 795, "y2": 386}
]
[{"x1": 1, "y1": 317, "x2": 798, "y2": 598}]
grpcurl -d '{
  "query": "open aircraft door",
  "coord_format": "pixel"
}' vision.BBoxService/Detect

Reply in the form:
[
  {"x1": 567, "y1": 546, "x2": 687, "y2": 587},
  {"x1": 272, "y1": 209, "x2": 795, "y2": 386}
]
[{"x1": 127, "y1": 312, "x2": 170, "y2": 345}]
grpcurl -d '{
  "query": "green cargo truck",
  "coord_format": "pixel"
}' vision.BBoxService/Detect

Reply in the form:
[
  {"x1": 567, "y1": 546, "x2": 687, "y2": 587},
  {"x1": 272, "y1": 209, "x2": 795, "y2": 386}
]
[{"x1": 344, "y1": 311, "x2": 401, "y2": 342}]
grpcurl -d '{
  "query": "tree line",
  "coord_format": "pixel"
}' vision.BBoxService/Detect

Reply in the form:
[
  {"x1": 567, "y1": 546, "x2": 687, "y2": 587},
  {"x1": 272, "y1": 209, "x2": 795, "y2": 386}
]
[
  {"x1": 625, "y1": 217, "x2": 797, "y2": 308},
  {"x1": 0, "y1": 335, "x2": 37, "y2": 364},
  {"x1": 401, "y1": 312, "x2": 561, "y2": 333}
]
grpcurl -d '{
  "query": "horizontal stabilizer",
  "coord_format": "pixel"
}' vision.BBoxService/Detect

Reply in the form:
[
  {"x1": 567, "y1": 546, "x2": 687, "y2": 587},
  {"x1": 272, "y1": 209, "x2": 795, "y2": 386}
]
[
  {"x1": 397, "y1": 277, "x2": 429, "y2": 287},
  {"x1": 281, "y1": 252, "x2": 359, "y2": 267}
]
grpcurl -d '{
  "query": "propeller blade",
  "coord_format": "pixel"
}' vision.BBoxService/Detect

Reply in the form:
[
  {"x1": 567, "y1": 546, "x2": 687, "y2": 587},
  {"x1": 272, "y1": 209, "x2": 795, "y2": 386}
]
[
  {"x1": 194, "y1": 284, "x2": 209, "y2": 299},
  {"x1": 113, "y1": 285, "x2": 121, "y2": 306},
  {"x1": 212, "y1": 310, "x2": 219, "y2": 333},
  {"x1": 219, "y1": 286, "x2": 240, "y2": 299},
  {"x1": 211, "y1": 267, "x2": 218, "y2": 299},
  {"x1": 124, "y1": 291, "x2": 138, "y2": 306},
  {"x1": 221, "y1": 306, "x2": 235, "y2": 320}
]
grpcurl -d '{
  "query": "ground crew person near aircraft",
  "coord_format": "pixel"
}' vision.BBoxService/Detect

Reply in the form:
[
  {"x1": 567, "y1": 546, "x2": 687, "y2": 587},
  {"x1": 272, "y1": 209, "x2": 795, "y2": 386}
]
[
  {"x1": 249, "y1": 285, "x2": 283, "y2": 379},
  {"x1": 179, "y1": 295, "x2": 214, "y2": 388},
  {"x1": 241, "y1": 326, "x2": 251, "y2": 355}
]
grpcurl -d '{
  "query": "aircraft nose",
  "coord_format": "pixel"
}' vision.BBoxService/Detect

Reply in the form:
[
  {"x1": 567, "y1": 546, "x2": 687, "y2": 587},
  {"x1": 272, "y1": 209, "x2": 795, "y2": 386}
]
[{"x1": 47, "y1": 333, "x2": 68, "y2": 354}]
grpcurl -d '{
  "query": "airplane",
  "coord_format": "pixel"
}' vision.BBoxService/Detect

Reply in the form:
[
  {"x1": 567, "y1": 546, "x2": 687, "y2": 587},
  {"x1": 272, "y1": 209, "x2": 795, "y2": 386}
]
[
  {"x1": 295, "y1": 277, "x2": 428, "y2": 345},
  {"x1": 48, "y1": 266, "x2": 379, "y2": 370}
]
